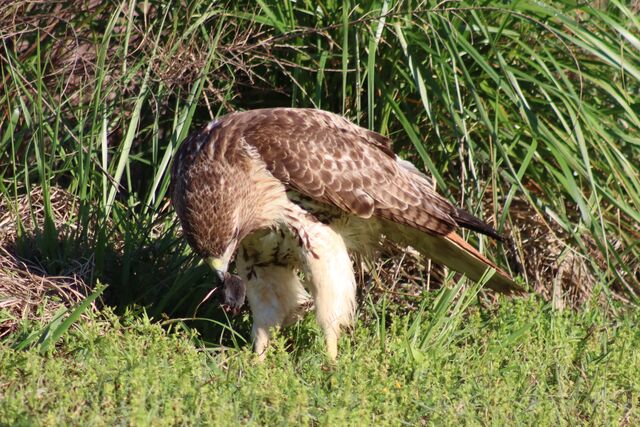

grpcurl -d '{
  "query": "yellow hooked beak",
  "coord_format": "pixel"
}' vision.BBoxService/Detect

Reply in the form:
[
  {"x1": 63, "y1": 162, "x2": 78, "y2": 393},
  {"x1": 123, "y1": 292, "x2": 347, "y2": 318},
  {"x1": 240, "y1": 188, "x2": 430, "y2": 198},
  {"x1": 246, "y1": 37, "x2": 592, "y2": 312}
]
[{"x1": 206, "y1": 257, "x2": 228, "y2": 282}]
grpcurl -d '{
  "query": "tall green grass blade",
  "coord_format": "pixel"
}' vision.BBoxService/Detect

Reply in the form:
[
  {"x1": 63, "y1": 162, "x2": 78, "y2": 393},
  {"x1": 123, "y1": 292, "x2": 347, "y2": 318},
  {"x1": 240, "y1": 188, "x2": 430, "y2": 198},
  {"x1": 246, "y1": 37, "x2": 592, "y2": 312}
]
[
  {"x1": 13, "y1": 284, "x2": 106, "y2": 352},
  {"x1": 341, "y1": 0, "x2": 350, "y2": 114},
  {"x1": 366, "y1": 0, "x2": 389, "y2": 129},
  {"x1": 37, "y1": 284, "x2": 107, "y2": 353}
]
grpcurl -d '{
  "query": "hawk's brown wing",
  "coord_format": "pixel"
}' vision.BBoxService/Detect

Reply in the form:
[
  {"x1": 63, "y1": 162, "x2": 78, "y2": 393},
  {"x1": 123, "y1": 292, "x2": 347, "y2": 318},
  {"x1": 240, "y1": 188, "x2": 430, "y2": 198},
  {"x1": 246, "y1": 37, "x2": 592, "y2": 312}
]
[{"x1": 224, "y1": 108, "x2": 459, "y2": 236}]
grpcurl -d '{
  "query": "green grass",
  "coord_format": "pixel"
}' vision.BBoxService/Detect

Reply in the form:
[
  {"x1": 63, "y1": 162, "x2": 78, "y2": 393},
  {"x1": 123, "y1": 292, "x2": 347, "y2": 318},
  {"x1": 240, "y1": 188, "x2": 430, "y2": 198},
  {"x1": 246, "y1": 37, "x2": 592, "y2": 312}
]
[
  {"x1": 2, "y1": 295, "x2": 639, "y2": 425},
  {"x1": 1, "y1": 0, "x2": 640, "y2": 424}
]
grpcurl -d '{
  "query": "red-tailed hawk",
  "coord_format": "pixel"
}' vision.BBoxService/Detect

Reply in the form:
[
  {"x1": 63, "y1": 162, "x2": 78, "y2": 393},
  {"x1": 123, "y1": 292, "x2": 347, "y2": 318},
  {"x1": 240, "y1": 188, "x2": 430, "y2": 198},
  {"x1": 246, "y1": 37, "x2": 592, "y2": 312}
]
[{"x1": 171, "y1": 108, "x2": 522, "y2": 360}]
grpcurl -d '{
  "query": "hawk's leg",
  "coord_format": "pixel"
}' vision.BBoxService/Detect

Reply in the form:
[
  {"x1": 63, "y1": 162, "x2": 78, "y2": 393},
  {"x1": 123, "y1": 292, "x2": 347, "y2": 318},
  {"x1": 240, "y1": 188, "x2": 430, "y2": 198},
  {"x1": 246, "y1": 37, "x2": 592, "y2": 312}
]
[
  {"x1": 286, "y1": 208, "x2": 357, "y2": 361},
  {"x1": 236, "y1": 249, "x2": 310, "y2": 359}
]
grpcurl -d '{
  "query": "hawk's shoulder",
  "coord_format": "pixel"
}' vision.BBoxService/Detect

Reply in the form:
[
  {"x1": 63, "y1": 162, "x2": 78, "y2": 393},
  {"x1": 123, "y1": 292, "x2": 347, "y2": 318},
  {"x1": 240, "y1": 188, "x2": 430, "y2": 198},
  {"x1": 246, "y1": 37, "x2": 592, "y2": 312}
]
[{"x1": 238, "y1": 108, "x2": 457, "y2": 236}]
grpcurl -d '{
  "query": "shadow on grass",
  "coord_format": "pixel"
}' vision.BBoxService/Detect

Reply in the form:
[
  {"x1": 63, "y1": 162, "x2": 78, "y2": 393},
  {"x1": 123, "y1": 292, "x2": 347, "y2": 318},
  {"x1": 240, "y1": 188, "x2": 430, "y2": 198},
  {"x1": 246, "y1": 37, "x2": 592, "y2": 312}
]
[{"x1": 3, "y1": 223, "x2": 253, "y2": 349}]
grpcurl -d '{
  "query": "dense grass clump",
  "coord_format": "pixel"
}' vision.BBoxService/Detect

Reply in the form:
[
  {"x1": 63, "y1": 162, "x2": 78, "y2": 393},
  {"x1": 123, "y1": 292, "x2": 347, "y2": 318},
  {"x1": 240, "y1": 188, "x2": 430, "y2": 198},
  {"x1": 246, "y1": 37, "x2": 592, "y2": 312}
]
[{"x1": 1, "y1": 1, "x2": 639, "y2": 423}]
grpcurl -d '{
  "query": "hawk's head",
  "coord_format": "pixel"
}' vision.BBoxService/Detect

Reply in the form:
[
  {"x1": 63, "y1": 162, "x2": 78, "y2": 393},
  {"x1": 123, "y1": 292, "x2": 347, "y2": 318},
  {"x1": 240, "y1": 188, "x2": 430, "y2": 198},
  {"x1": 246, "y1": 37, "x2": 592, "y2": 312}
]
[
  {"x1": 170, "y1": 119, "x2": 257, "y2": 280},
  {"x1": 171, "y1": 116, "x2": 289, "y2": 281}
]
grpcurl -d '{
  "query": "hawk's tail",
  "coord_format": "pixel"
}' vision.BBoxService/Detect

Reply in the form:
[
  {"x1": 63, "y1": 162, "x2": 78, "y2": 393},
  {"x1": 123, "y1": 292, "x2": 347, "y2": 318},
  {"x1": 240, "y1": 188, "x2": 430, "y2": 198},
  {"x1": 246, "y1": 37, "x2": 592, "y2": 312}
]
[
  {"x1": 440, "y1": 232, "x2": 522, "y2": 293},
  {"x1": 385, "y1": 222, "x2": 524, "y2": 294}
]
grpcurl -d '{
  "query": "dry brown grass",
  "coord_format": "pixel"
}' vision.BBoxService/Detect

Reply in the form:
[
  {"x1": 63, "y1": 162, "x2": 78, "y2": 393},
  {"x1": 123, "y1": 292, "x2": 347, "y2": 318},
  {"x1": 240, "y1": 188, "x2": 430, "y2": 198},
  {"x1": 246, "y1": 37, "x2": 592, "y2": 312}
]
[
  {"x1": 504, "y1": 198, "x2": 596, "y2": 308},
  {"x1": 0, "y1": 187, "x2": 94, "y2": 338},
  {"x1": 494, "y1": 196, "x2": 639, "y2": 309},
  {"x1": 0, "y1": 0, "x2": 310, "y2": 118}
]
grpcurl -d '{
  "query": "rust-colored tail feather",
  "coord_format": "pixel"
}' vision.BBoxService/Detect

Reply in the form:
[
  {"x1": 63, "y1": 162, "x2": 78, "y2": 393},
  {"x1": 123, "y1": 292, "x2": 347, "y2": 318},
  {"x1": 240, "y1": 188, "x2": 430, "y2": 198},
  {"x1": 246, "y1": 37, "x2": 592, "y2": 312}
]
[
  {"x1": 442, "y1": 232, "x2": 523, "y2": 294},
  {"x1": 386, "y1": 222, "x2": 524, "y2": 294}
]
